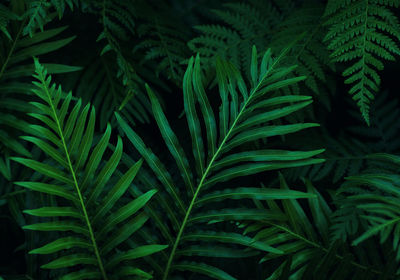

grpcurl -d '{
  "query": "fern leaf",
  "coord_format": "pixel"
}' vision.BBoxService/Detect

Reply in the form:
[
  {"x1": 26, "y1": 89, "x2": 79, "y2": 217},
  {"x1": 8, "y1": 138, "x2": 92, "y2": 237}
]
[
  {"x1": 335, "y1": 153, "x2": 400, "y2": 262},
  {"x1": 0, "y1": 3, "x2": 19, "y2": 40},
  {"x1": 116, "y1": 46, "x2": 324, "y2": 279},
  {"x1": 270, "y1": 1, "x2": 334, "y2": 99},
  {"x1": 87, "y1": 0, "x2": 156, "y2": 128},
  {"x1": 324, "y1": 0, "x2": 400, "y2": 125},
  {"x1": 133, "y1": 12, "x2": 191, "y2": 85},
  {"x1": 12, "y1": 59, "x2": 166, "y2": 278},
  {"x1": 284, "y1": 131, "x2": 370, "y2": 183},
  {"x1": 23, "y1": 0, "x2": 79, "y2": 36},
  {"x1": 0, "y1": 19, "x2": 80, "y2": 180},
  {"x1": 246, "y1": 176, "x2": 391, "y2": 279},
  {"x1": 188, "y1": 1, "x2": 283, "y2": 72},
  {"x1": 346, "y1": 90, "x2": 400, "y2": 152},
  {"x1": 66, "y1": 55, "x2": 152, "y2": 129}
]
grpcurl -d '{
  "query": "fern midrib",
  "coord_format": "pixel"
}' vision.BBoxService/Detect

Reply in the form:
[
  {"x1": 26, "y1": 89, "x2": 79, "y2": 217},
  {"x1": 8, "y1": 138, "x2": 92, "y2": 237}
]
[
  {"x1": 266, "y1": 221, "x2": 384, "y2": 275},
  {"x1": 0, "y1": 19, "x2": 25, "y2": 81},
  {"x1": 359, "y1": 0, "x2": 369, "y2": 113},
  {"x1": 162, "y1": 49, "x2": 286, "y2": 279},
  {"x1": 39, "y1": 73, "x2": 108, "y2": 280}
]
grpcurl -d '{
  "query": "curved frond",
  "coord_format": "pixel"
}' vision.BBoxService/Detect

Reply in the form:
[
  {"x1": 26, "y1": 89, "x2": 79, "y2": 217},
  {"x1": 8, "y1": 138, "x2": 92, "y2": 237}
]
[
  {"x1": 284, "y1": 131, "x2": 370, "y2": 183},
  {"x1": 188, "y1": 1, "x2": 285, "y2": 73},
  {"x1": 11, "y1": 59, "x2": 166, "y2": 279},
  {"x1": 116, "y1": 46, "x2": 324, "y2": 279},
  {"x1": 0, "y1": 5, "x2": 80, "y2": 180},
  {"x1": 270, "y1": 1, "x2": 334, "y2": 97},
  {"x1": 334, "y1": 153, "x2": 400, "y2": 262},
  {"x1": 23, "y1": 0, "x2": 79, "y2": 37},
  {"x1": 133, "y1": 15, "x2": 190, "y2": 85},
  {"x1": 245, "y1": 176, "x2": 395, "y2": 279},
  {"x1": 324, "y1": 0, "x2": 400, "y2": 125}
]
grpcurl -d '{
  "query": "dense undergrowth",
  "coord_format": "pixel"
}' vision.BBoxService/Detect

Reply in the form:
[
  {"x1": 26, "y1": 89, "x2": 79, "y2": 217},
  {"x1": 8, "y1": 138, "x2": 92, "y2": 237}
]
[{"x1": 2, "y1": 0, "x2": 400, "y2": 279}]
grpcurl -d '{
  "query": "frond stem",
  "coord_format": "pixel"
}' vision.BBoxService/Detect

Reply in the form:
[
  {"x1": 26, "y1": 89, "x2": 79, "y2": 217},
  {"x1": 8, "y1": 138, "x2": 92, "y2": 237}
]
[
  {"x1": 359, "y1": 0, "x2": 370, "y2": 121},
  {"x1": 0, "y1": 20, "x2": 25, "y2": 81},
  {"x1": 162, "y1": 48, "x2": 288, "y2": 279},
  {"x1": 37, "y1": 71, "x2": 108, "y2": 280}
]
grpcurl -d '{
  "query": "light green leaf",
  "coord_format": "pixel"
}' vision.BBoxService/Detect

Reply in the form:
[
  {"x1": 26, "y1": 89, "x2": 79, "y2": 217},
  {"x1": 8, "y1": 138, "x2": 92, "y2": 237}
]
[
  {"x1": 183, "y1": 56, "x2": 205, "y2": 175},
  {"x1": 14, "y1": 181, "x2": 78, "y2": 202},
  {"x1": 182, "y1": 231, "x2": 283, "y2": 254},
  {"x1": 41, "y1": 254, "x2": 96, "y2": 269},
  {"x1": 24, "y1": 207, "x2": 82, "y2": 219},
  {"x1": 146, "y1": 84, "x2": 194, "y2": 195},
  {"x1": 11, "y1": 158, "x2": 73, "y2": 184},
  {"x1": 93, "y1": 159, "x2": 143, "y2": 223},
  {"x1": 106, "y1": 245, "x2": 168, "y2": 269},
  {"x1": 193, "y1": 54, "x2": 217, "y2": 159},
  {"x1": 97, "y1": 189, "x2": 157, "y2": 238},
  {"x1": 29, "y1": 237, "x2": 91, "y2": 254},
  {"x1": 189, "y1": 208, "x2": 286, "y2": 224},
  {"x1": 59, "y1": 269, "x2": 101, "y2": 280},
  {"x1": 100, "y1": 212, "x2": 149, "y2": 255},
  {"x1": 23, "y1": 221, "x2": 88, "y2": 235},
  {"x1": 173, "y1": 262, "x2": 237, "y2": 280},
  {"x1": 115, "y1": 112, "x2": 186, "y2": 214},
  {"x1": 196, "y1": 187, "x2": 316, "y2": 206}
]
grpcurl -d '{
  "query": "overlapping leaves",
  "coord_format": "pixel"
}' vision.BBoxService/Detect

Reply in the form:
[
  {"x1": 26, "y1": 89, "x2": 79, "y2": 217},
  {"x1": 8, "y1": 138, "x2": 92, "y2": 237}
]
[
  {"x1": 116, "y1": 46, "x2": 324, "y2": 279},
  {"x1": 0, "y1": 0, "x2": 80, "y2": 180},
  {"x1": 334, "y1": 153, "x2": 400, "y2": 265},
  {"x1": 188, "y1": 1, "x2": 284, "y2": 73},
  {"x1": 244, "y1": 176, "x2": 395, "y2": 280},
  {"x1": 11, "y1": 59, "x2": 166, "y2": 279}
]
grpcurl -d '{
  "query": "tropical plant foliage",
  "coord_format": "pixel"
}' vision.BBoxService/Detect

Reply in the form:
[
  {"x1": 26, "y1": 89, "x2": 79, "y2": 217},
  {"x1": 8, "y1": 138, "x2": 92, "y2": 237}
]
[{"x1": 2, "y1": 0, "x2": 400, "y2": 279}]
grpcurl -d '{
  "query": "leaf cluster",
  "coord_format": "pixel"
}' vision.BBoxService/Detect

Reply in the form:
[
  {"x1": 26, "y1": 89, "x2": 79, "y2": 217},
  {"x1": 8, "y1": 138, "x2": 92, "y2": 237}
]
[{"x1": 2, "y1": 0, "x2": 400, "y2": 279}]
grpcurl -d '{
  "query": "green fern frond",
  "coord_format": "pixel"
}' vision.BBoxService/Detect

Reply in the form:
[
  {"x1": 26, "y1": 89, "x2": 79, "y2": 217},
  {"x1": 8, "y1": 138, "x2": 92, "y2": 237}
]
[
  {"x1": 98, "y1": 0, "x2": 135, "y2": 48},
  {"x1": 23, "y1": 0, "x2": 79, "y2": 37},
  {"x1": 65, "y1": 55, "x2": 151, "y2": 130},
  {"x1": 11, "y1": 59, "x2": 166, "y2": 279},
  {"x1": 96, "y1": 0, "x2": 135, "y2": 56},
  {"x1": 334, "y1": 153, "x2": 400, "y2": 262},
  {"x1": 245, "y1": 176, "x2": 393, "y2": 279},
  {"x1": 133, "y1": 17, "x2": 190, "y2": 85},
  {"x1": 92, "y1": 0, "x2": 155, "y2": 127},
  {"x1": 270, "y1": 2, "x2": 334, "y2": 96},
  {"x1": 23, "y1": 0, "x2": 52, "y2": 36},
  {"x1": 324, "y1": 0, "x2": 400, "y2": 125},
  {"x1": 346, "y1": 90, "x2": 400, "y2": 152},
  {"x1": 0, "y1": 2, "x2": 19, "y2": 40},
  {"x1": 284, "y1": 131, "x2": 370, "y2": 183},
  {"x1": 188, "y1": 1, "x2": 283, "y2": 72},
  {"x1": 0, "y1": 18, "x2": 80, "y2": 180},
  {"x1": 116, "y1": 46, "x2": 324, "y2": 279}
]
